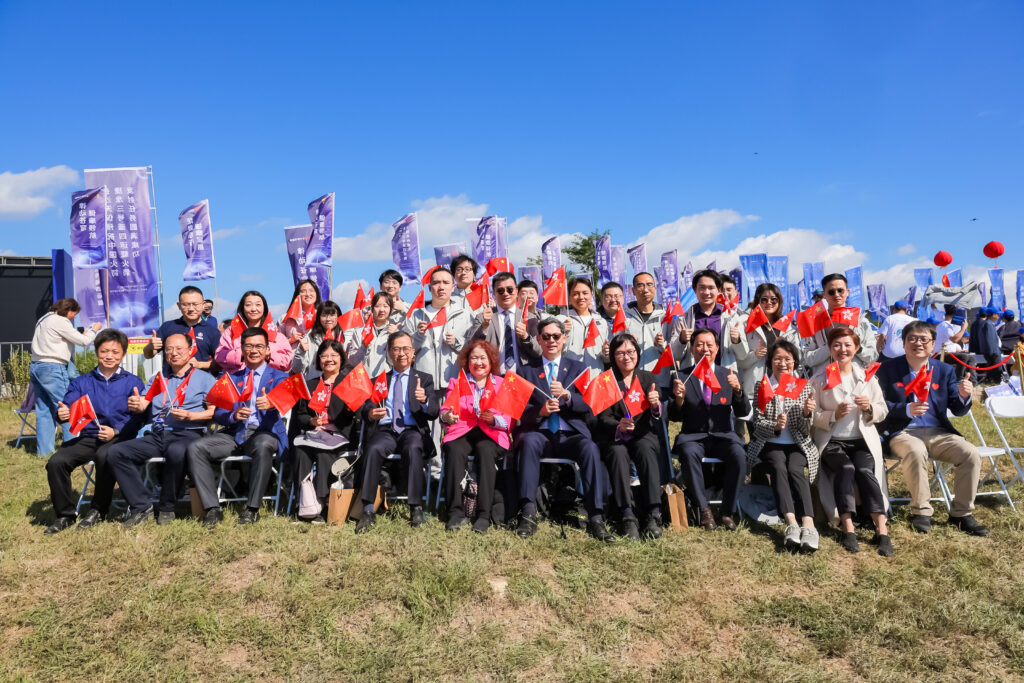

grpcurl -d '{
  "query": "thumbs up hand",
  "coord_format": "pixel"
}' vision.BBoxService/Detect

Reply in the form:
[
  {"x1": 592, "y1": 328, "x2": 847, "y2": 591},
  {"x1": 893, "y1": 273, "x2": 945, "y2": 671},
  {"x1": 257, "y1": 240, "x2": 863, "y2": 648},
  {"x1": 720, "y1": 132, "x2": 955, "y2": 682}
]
[
  {"x1": 755, "y1": 339, "x2": 767, "y2": 358},
  {"x1": 57, "y1": 401, "x2": 70, "y2": 421},
  {"x1": 150, "y1": 330, "x2": 163, "y2": 351},
  {"x1": 647, "y1": 382, "x2": 660, "y2": 406},
  {"x1": 730, "y1": 322, "x2": 742, "y2": 344},
  {"x1": 414, "y1": 376, "x2": 426, "y2": 403},
  {"x1": 727, "y1": 367, "x2": 741, "y2": 392},
  {"x1": 127, "y1": 386, "x2": 148, "y2": 413},
  {"x1": 255, "y1": 387, "x2": 271, "y2": 411}
]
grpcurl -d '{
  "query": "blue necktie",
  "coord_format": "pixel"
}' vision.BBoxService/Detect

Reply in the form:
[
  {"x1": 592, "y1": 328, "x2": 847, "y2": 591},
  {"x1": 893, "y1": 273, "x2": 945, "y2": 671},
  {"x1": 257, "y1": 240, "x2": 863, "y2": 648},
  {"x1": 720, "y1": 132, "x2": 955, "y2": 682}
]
[
  {"x1": 547, "y1": 361, "x2": 561, "y2": 432},
  {"x1": 503, "y1": 311, "x2": 515, "y2": 372},
  {"x1": 393, "y1": 373, "x2": 406, "y2": 433}
]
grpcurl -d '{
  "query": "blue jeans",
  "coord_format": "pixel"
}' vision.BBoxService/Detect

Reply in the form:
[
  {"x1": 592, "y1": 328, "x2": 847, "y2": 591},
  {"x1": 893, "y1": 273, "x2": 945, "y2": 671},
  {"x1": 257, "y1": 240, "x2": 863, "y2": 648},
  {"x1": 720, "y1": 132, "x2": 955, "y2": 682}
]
[{"x1": 30, "y1": 361, "x2": 72, "y2": 457}]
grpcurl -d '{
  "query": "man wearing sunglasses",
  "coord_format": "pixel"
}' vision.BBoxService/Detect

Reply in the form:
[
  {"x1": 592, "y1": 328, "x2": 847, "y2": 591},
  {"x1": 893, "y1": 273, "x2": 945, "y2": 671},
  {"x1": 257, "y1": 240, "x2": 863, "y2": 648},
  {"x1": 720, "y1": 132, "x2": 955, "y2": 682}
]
[
  {"x1": 513, "y1": 319, "x2": 613, "y2": 542},
  {"x1": 802, "y1": 273, "x2": 878, "y2": 377},
  {"x1": 469, "y1": 271, "x2": 541, "y2": 373}
]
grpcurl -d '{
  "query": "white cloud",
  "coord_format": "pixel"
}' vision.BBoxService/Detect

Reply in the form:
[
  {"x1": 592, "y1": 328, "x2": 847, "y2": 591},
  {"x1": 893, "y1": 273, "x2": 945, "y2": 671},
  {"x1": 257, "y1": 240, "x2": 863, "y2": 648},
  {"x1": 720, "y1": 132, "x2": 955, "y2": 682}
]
[
  {"x1": 331, "y1": 278, "x2": 371, "y2": 309},
  {"x1": 896, "y1": 243, "x2": 915, "y2": 256},
  {"x1": 0, "y1": 165, "x2": 80, "y2": 219},
  {"x1": 630, "y1": 209, "x2": 758, "y2": 261}
]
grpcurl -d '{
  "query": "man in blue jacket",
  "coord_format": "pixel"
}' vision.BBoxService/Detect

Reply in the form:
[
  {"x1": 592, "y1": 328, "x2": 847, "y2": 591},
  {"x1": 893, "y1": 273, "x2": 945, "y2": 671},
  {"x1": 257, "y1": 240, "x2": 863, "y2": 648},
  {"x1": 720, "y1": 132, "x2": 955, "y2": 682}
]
[
  {"x1": 969, "y1": 307, "x2": 1003, "y2": 383},
  {"x1": 44, "y1": 329, "x2": 145, "y2": 534},
  {"x1": 878, "y1": 321, "x2": 988, "y2": 536},
  {"x1": 187, "y1": 327, "x2": 289, "y2": 527}
]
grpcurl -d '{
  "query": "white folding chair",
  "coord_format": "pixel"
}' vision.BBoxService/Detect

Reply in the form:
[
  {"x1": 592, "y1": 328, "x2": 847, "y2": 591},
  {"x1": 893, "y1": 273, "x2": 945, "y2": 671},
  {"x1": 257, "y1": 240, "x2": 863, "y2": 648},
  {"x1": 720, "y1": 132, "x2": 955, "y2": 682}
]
[
  {"x1": 216, "y1": 455, "x2": 283, "y2": 514},
  {"x1": 985, "y1": 395, "x2": 1024, "y2": 490},
  {"x1": 13, "y1": 384, "x2": 37, "y2": 448},
  {"x1": 882, "y1": 451, "x2": 952, "y2": 510},
  {"x1": 75, "y1": 461, "x2": 97, "y2": 513}
]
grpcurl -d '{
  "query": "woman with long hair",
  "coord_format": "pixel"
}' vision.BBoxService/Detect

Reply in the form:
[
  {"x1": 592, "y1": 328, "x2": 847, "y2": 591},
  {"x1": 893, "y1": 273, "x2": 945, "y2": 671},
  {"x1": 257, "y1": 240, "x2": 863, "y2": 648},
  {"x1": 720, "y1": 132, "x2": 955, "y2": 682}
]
[{"x1": 214, "y1": 290, "x2": 293, "y2": 373}]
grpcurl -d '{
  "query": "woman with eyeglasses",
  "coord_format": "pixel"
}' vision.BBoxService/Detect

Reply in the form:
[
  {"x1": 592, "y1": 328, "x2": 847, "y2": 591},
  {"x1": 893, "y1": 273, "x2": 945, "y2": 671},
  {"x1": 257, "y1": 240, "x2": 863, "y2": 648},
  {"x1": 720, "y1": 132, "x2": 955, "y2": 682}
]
[
  {"x1": 344, "y1": 292, "x2": 396, "y2": 377},
  {"x1": 559, "y1": 277, "x2": 610, "y2": 375},
  {"x1": 438, "y1": 339, "x2": 511, "y2": 534},
  {"x1": 290, "y1": 301, "x2": 346, "y2": 379},
  {"x1": 214, "y1": 290, "x2": 293, "y2": 373},
  {"x1": 810, "y1": 326, "x2": 892, "y2": 556},
  {"x1": 745, "y1": 340, "x2": 820, "y2": 552},
  {"x1": 279, "y1": 279, "x2": 323, "y2": 351},
  {"x1": 595, "y1": 334, "x2": 665, "y2": 540},
  {"x1": 737, "y1": 283, "x2": 802, "y2": 398}
]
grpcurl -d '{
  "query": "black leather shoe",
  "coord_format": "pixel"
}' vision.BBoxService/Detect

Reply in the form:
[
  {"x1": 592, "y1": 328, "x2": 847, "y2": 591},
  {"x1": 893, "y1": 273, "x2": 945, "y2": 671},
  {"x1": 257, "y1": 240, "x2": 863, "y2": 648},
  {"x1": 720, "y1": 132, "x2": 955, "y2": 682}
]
[
  {"x1": 410, "y1": 507, "x2": 425, "y2": 528},
  {"x1": 123, "y1": 506, "x2": 154, "y2": 529},
  {"x1": 909, "y1": 514, "x2": 931, "y2": 534},
  {"x1": 642, "y1": 513, "x2": 663, "y2": 540},
  {"x1": 587, "y1": 519, "x2": 616, "y2": 543},
  {"x1": 472, "y1": 517, "x2": 490, "y2": 534},
  {"x1": 720, "y1": 515, "x2": 737, "y2": 531},
  {"x1": 77, "y1": 508, "x2": 103, "y2": 529},
  {"x1": 203, "y1": 508, "x2": 223, "y2": 529},
  {"x1": 355, "y1": 510, "x2": 376, "y2": 534},
  {"x1": 949, "y1": 514, "x2": 989, "y2": 537},
  {"x1": 516, "y1": 514, "x2": 538, "y2": 539},
  {"x1": 699, "y1": 507, "x2": 717, "y2": 531},
  {"x1": 621, "y1": 516, "x2": 640, "y2": 541},
  {"x1": 445, "y1": 512, "x2": 469, "y2": 532},
  {"x1": 238, "y1": 508, "x2": 260, "y2": 525},
  {"x1": 157, "y1": 511, "x2": 175, "y2": 525},
  {"x1": 44, "y1": 516, "x2": 75, "y2": 535}
]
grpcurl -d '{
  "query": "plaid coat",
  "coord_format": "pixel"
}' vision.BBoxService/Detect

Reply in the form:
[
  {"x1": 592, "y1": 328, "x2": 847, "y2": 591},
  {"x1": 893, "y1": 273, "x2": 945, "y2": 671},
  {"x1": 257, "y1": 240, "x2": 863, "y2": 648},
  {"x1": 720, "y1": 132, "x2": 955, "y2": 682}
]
[{"x1": 745, "y1": 379, "x2": 819, "y2": 482}]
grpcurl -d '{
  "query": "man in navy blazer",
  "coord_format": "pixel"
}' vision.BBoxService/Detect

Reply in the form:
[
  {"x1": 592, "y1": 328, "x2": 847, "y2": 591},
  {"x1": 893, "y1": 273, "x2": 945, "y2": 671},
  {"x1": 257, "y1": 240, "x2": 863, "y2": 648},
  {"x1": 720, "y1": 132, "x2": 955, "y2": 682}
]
[
  {"x1": 187, "y1": 327, "x2": 290, "y2": 528},
  {"x1": 355, "y1": 332, "x2": 440, "y2": 533},
  {"x1": 668, "y1": 328, "x2": 749, "y2": 531},
  {"x1": 878, "y1": 320, "x2": 988, "y2": 536},
  {"x1": 513, "y1": 318, "x2": 613, "y2": 542}
]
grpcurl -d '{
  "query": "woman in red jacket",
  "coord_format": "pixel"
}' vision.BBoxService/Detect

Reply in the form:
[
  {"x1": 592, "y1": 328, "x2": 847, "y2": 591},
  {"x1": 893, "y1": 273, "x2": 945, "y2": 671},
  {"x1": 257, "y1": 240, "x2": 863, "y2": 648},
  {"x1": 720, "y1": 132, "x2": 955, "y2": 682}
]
[{"x1": 439, "y1": 339, "x2": 511, "y2": 534}]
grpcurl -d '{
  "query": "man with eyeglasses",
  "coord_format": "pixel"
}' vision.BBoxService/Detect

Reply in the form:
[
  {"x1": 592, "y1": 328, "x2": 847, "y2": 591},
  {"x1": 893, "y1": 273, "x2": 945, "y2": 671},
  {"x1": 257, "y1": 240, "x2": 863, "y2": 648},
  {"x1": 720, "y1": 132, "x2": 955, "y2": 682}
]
[
  {"x1": 513, "y1": 319, "x2": 614, "y2": 542},
  {"x1": 624, "y1": 272, "x2": 674, "y2": 385},
  {"x1": 877, "y1": 321, "x2": 988, "y2": 537},
  {"x1": 407, "y1": 266, "x2": 473, "y2": 388},
  {"x1": 671, "y1": 270, "x2": 748, "y2": 372},
  {"x1": 187, "y1": 327, "x2": 290, "y2": 528},
  {"x1": 802, "y1": 273, "x2": 877, "y2": 377},
  {"x1": 449, "y1": 255, "x2": 479, "y2": 304},
  {"x1": 143, "y1": 285, "x2": 221, "y2": 373},
  {"x1": 469, "y1": 272, "x2": 541, "y2": 373},
  {"x1": 876, "y1": 300, "x2": 917, "y2": 361}
]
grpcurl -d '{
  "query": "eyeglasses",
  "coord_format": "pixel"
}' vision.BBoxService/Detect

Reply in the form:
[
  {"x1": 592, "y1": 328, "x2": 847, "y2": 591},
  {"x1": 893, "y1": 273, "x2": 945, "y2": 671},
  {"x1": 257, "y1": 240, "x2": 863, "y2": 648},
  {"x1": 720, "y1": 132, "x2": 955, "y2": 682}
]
[
  {"x1": 391, "y1": 346, "x2": 413, "y2": 355},
  {"x1": 540, "y1": 333, "x2": 563, "y2": 341},
  {"x1": 826, "y1": 288, "x2": 847, "y2": 295},
  {"x1": 634, "y1": 282, "x2": 656, "y2": 289},
  {"x1": 495, "y1": 287, "x2": 515, "y2": 295},
  {"x1": 242, "y1": 344, "x2": 267, "y2": 351},
  {"x1": 614, "y1": 350, "x2": 637, "y2": 358},
  {"x1": 454, "y1": 267, "x2": 475, "y2": 274},
  {"x1": 905, "y1": 335, "x2": 933, "y2": 344}
]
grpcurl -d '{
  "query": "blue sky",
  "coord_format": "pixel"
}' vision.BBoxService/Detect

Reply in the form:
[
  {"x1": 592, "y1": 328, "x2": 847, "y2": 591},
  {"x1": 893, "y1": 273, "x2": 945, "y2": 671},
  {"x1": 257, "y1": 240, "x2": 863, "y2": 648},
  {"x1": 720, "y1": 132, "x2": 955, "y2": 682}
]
[{"x1": 1, "y1": 1, "x2": 1022, "y2": 318}]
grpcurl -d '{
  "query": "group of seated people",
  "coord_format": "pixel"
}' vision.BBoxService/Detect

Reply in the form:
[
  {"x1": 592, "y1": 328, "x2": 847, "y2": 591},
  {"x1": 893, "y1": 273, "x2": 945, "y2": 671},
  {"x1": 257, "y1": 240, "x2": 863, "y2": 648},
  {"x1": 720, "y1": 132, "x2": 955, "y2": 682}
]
[{"x1": 38, "y1": 264, "x2": 998, "y2": 557}]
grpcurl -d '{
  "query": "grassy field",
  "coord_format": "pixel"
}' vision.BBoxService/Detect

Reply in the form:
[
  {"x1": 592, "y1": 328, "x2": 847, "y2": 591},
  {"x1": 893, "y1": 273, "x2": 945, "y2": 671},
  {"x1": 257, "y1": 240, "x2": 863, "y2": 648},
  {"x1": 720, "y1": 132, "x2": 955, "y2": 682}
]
[{"x1": 1, "y1": 397, "x2": 1023, "y2": 681}]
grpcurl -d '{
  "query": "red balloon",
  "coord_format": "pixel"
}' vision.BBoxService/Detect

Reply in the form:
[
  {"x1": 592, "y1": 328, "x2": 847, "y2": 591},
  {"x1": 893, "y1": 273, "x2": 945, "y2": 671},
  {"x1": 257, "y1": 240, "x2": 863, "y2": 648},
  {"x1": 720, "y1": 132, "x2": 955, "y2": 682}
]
[
  {"x1": 933, "y1": 250, "x2": 953, "y2": 268},
  {"x1": 983, "y1": 241, "x2": 1005, "y2": 259}
]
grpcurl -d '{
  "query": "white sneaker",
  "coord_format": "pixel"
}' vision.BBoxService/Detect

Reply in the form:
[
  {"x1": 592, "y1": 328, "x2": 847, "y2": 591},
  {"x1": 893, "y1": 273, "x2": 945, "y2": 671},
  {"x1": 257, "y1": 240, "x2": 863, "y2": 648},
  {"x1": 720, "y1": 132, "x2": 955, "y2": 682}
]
[
  {"x1": 784, "y1": 524, "x2": 801, "y2": 549},
  {"x1": 799, "y1": 526, "x2": 819, "y2": 552}
]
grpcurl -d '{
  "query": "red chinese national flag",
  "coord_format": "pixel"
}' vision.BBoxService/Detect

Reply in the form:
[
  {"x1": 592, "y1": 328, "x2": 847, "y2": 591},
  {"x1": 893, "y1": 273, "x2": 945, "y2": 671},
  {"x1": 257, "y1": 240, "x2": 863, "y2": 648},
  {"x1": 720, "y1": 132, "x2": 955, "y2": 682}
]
[
  {"x1": 773, "y1": 308, "x2": 796, "y2": 333},
  {"x1": 308, "y1": 378, "x2": 331, "y2": 414},
  {"x1": 691, "y1": 355, "x2": 721, "y2": 393},
  {"x1": 425, "y1": 306, "x2": 447, "y2": 330},
  {"x1": 652, "y1": 346, "x2": 675, "y2": 374},
  {"x1": 904, "y1": 365, "x2": 933, "y2": 402},
  {"x1": 406, "y1": 289, "x2": 426, "y2": 318},
  {"x1": 485, "y1": 257, "x2": 513, "y2": 276},
  {"x1": 465, "y1": 277, "x2": 488, "y2": 311},
  {"x1": 285, "y1": 296, "x2": 303, "y2": 325},
  {"x1": 230, "y1": 314, "x2": 246, "y2": 339},
  {"x1": 863, "y1": 361, "x2": 881, "y2": 384},
  {"x1": 237, "y1": 370, "x2": 254, "y2": 402},
  {"x1": 942, "y1": 273, "x2": 951, "y2": 288},
  {"x1": 420, "y1": 265, "x2": 441, "y2": 286},
  {"x1": 583, "y1": 319, "x2": 601, "y2": 349},
  {"x1": 145, "y1": 372, "x2": 168, "y2": 401},
  {"x1": 339, "y1": 308, "x2": 365, "y2": 332},
  {"x1": 612, "y1": 306, "x2": 627, "y2": 334},
  {"x1": 67, "y1": 394, "x2": 97, "y2": 436},
  {"x1": 775, "y1": 372, "x2": 807, "y2": 399},
  {"x1": 825, "y1": 362, "x2": 842, "y2": 390},
  {"x1": 187, "y1": 325, "x2": 198, "y2": 358},
  {"x1": 622, "y1": 375, "x2": 650, "y2": 416},
  {"x1": 745, "y1": 305, "x2": 770, "y2": 334},
  {"x1": 206, "y1": 373, "x2": 242, "y2": 410},
  {"x1": 369, "y1": 371, "x2": 389, "y2": 405},
  {"x1": 832, "y1": 306, "x2": 861, "y2": 326},
  {"x1": 267, "y1": 374, "x2": 312, "y2": 414},
  {"x1": 757, "y1": 374, "x2": 775, "y2": 412},
  {"x1": 542, "y1": 266, "x2": 568, "y2": 307},
  {"x1": 716, "y1": 293, "x2": 739, "y2": 314},
  {"x1": 661, "y1": 299, "x2": 684, "y2": 326},
  {"x1": 582, "y1": 369, "x2": 624, "y2": 416},
  {"x1": 796, "y1": 301, "x2": 832, "y2": 338},
  {"x1": 487, "y1": 370, "x2": 536, "y2": 421},
  {"x1": 333, "y1": 363, "x2": 374, "y2": 411}
]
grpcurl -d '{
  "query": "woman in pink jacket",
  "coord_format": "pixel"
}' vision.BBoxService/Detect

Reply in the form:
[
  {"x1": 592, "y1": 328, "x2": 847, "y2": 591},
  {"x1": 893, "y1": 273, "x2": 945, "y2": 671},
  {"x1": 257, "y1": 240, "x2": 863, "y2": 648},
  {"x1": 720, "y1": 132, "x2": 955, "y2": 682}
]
[
  {"x1": 214, "y1": 290, "x2": 294, "y2": 373},
  {"x1": 439, "y1": 339, "x2": 511, "y2": 534}
]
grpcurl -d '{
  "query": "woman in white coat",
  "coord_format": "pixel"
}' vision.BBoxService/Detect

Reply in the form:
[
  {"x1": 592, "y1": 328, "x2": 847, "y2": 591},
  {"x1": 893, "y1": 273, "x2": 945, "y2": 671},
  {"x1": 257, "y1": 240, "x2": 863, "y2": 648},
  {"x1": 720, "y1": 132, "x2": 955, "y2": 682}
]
[{"x1": 811, "y1": 326, "x2": 893, "y2": 557}]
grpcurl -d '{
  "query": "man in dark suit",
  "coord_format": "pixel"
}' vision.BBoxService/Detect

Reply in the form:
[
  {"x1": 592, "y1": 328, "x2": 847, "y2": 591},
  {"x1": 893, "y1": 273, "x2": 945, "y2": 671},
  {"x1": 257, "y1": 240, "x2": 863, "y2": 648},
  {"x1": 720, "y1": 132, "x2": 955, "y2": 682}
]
[
  {"x1": 514, "y1": 318, "x2": 613, "y2": 542},
  {"x1": 187, "y1": 327, "x2": 290, "y2": 528},
  {"x1": 469, "y1": 271, "x2": 541, "y2": 373},
  {"x1": 669, "y1": 328, "x2": 749, "y2": 531},
  {"x1": 878, "y1": 320, "x2": 988, "y2": 536},
  {"x1": 356, "y1": 332, "x2": 440, "y2": 532}
]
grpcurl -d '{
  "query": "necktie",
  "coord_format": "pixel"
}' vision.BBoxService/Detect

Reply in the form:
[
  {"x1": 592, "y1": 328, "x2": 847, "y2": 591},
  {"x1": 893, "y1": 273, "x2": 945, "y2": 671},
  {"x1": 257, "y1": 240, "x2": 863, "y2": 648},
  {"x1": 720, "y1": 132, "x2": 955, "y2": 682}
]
[
  {"x1": 393, "y1": 373, "x2": 406, "y2": 432},
  {"x1": 703, "y1": 382, "x2": 713, "y2": 405},
  {"x1": 547, "y1": 361, "x2": 561, "y2": 432},
  {"x1": 503, "y1": 311, "x2": 515, "y2": 372}
]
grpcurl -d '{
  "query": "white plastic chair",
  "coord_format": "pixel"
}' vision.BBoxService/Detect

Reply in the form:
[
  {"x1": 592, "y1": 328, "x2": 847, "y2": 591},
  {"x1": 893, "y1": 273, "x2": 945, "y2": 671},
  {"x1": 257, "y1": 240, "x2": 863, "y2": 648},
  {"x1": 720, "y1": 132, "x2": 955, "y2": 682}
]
[
  {"x1": 216, "y1": 455, "x2": 283, "y2": 514},
  {"x1": 985, "y1": 395, "x2": 1024, "y2": 491}
]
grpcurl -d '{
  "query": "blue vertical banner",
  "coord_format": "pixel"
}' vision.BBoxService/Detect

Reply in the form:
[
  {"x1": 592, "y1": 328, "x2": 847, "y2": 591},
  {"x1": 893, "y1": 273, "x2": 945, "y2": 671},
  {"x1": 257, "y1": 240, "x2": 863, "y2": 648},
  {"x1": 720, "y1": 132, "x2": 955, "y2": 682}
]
[
  {"x1": 595, "y1": 235, "x2": 612, "y2": 287},
  {"x1": 729, "y1": 267, "x2": 743, "y2": 305},
  {"x1": 83, "y1": 167, "x2": 160, "y2": 336},
  {"x1": 988, "y1": 268, "x2": 1006, "y2": 309},
  {"x1": 74, "y1": 267, "x2": 108, "y2": 327},
  {"x1": 767, "y1": 255, "x2": 789, "y2": 292},
  {"x1": 70, "y1": 187, "x2": 107, "y2": 269},
  {"x1": 659, "y1": 250, "x2": 680, "y2": 302},
  {"x1": 179, "y1": 199, "x2": 216, "y2": 281},
  {"x1": 473, "y1": 216, "x2": 507, "y2": 264},
  {"x1": 1017, "y1": 270, "x2": 1024, "y2": 316},
  {"x1": 305, "y1": 192, "x2": 335, "y2": 267},
  {"x1": 913, "y1": 267, "x2": 934, "y2": 318},
  {"x1": 284, "y1": 225, "x2": 330, "y2": 296},
  {"x1": 433, "y1": 242, "x2": 465, "y2": 268},
  {"x1": 739, "y1": 254, "x2": 768, "y2": 304},
  {"x1": 705, "y1": 260, "x2": 717, "y2": 272},
  {"x1": 803, "y1": 262, "x2": 824, "y2": 301},
  {"x1": 786, "y1": 283, "x2": 800, "y2": 313},
  {"x1": 52, "y1": 249, "x2": 74, "y2": 300},
  {"x1": 796, "y1": 278, "x2": 809, "y2": 309},
  {"x1": 520, "y1": 265, "x2": 544, "y2": 308},
  {"x1": 610, "y1": 245, "x2": 627, "y2": 287},
  {"x1": 867, "y1": 284, "x2": 888, "y2": 319},
  {"x1": 680, "y1": 261, "x2": 694, "y2": 292},
  {"x1": 905, "y1": 286, "x2": 917, "y2": 309},
  {"x1": 541, "y1": 236, "x2": 561, "y2": 280},
  {"x1": 946, "y1": 268, "x2": 962, "y2": 288},
  {"x1": 627, "y1": 243, "x2": 647, "y2": 275},
  {"x1": 391, "y1": 212, "x2": 421, "y2": 281},
  {"x1": 844, "y1": 266, "x2": 864, "y2": 308}
]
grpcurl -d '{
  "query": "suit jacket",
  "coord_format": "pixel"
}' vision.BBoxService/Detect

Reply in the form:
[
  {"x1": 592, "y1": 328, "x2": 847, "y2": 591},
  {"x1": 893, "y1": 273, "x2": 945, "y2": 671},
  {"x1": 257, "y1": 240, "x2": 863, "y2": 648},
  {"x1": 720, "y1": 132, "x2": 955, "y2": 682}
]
[
  {"x1": 667, "y1": 364, "x2": 749, "y2": 444},
  {"x1": 213, "y1": 365, "x2": 290, "y2": 455},
  {"x1": 289, "y1": 375, "x2": 358, "y2": 444},
  {"x1": 468, "y1": 304, "x2": 541, "y2": 370},
  {"x1": 595, "y1": 369, "x2": 663, "y2": 445},
  {"x1": 359, "y1": 368, "x2": 440, "y2": 438},
  {"x1": 516, "y1": 356, "x2": 594, "y2": 438},
  {"x1": 876, "y1": 356, "x2": 970, "y2": 440}
]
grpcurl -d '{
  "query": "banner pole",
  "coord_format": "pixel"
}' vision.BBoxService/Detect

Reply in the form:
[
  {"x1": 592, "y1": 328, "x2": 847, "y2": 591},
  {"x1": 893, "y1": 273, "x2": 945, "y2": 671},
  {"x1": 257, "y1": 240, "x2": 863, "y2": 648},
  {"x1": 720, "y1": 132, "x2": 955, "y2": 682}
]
[
  {"x1": 148, "y1": 166, "x2": 166, "y2": 321},
  {"x1": 104, "y1": 270, "x2": 110, "y2": 327}
]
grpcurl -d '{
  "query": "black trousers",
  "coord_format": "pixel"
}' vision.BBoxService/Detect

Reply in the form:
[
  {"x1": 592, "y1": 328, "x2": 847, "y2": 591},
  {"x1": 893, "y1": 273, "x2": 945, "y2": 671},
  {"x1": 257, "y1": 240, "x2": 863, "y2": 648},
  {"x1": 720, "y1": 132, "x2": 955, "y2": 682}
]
[
  {"x1": 820, "y1": 438, "x2": 885, "y2": 515},
  {"x1": 602, "y1": 432, "x2": 662, "y2": 514},
  {"x1": 760, "y1": 443, "x2": 813, "y2": 518},
  {"x1": 360, "y1": 427, "x2": 429, "y2": 507},
  {"x1": 46, "y1": 435, "x2": 123, "y2": 519},
  {"x1": 516, "y1": 430, "x2": 607, "y2": 517},
  {"x1": 673, "y1": 435, "x2": 746, "y2": 515},
  {"x1": 187, "y1": 431, "x2": 279, "y2": 511},
  {"x1": 442, "y1": 427, "x2": 508, "y2": 520},
  {"x1": 108, "y1": 429, "x2": 203, "y2": 512},
  {"x1": 293, "y1": 444, "x2": 352, "y2": 502}
]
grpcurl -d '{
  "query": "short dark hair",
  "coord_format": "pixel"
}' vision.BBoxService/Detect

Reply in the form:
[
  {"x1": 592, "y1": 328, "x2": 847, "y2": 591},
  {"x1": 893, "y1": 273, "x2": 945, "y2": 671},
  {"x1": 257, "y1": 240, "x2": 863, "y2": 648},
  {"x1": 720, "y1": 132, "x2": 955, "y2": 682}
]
[
  {"x1": 49, "y1": 297, "x2": 80, "y2": 317},
  {"x1": 568, "y1": 277, "x2": 593, "y2": 294},
  {"x1": 379, "y1": 269, "x2": 404, "y2": 287},
  {"x1": 821, "y1": 273, "x2": 847, "y2": 289},
  {"x1": 517, "y1": 279, "x2": 538, "y2": 292},
  {"x1": 240, "y1": 326, "x2": 269, "y2": 345},
  {"x1": 826, "y1": 325, "x2": 859, "y2": 348},
  {"x1": 692, "y1": 328, "x2": 719, "y2": 347},
  {"x1": 315, "y1": 339, "x2": 346, "y2": 371},
  {"x1": 429, "y1": 266, "x2": 453, "y2": 284},
  {"x1": 632, "y1": 271, "x2": 655, "y2": 286},
  {"x1": 901, "y1": 320, "x2": 936, "y2": 342},
  {"x1": 236, "y1": 290, "x2": 270, "y2": 326},
  {"x1": 370, "y1": 291, "x2": 393, "y2": 311},
  {"x1": 450, "y1": 255, "x2": 479, "y2": 276},
  {"x1": 609, "y1": 333, "x2": 643, "y2": 372},
  {"x1": 537, "y1": 317, "x2": 563, "y2": 335},
  {"x1": 719, "y1": 273, "x2": 736, "y2": 287},
  {"x1": 178, "y1": 285, "x2": 203, "y2": 299},
  {"x1": 388, "y1": 331, "x2": 413, "y2": 351},
  {"x1": 491, "y1": 272, "x2": 516, "y2": 290},
  {"x1": 766, "y1": 339, "x2": 801, "y2": 375},
  {"x1": 203, "y1": 298, "x2": 214, "y2": 306},
  {"x1": 600, "y1": 282, "x2": 623, "y2": 296},
  {"x1": 944, "y1": 304, "x2": 958, "y2": 316},
  {"x1": 692, "y1": 269, "x2": 722, "y2": 290},
  {"x1": 94, "y1": 328, "x2": 128, "y2": 352}
]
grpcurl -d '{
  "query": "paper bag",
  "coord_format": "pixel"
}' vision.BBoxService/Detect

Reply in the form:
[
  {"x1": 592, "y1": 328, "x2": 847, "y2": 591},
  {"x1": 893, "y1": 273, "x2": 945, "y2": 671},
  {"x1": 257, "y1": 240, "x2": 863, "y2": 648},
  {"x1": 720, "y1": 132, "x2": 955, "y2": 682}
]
[{"x1": 662, "y1": 484, "x2": 689, "y2": 530}]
